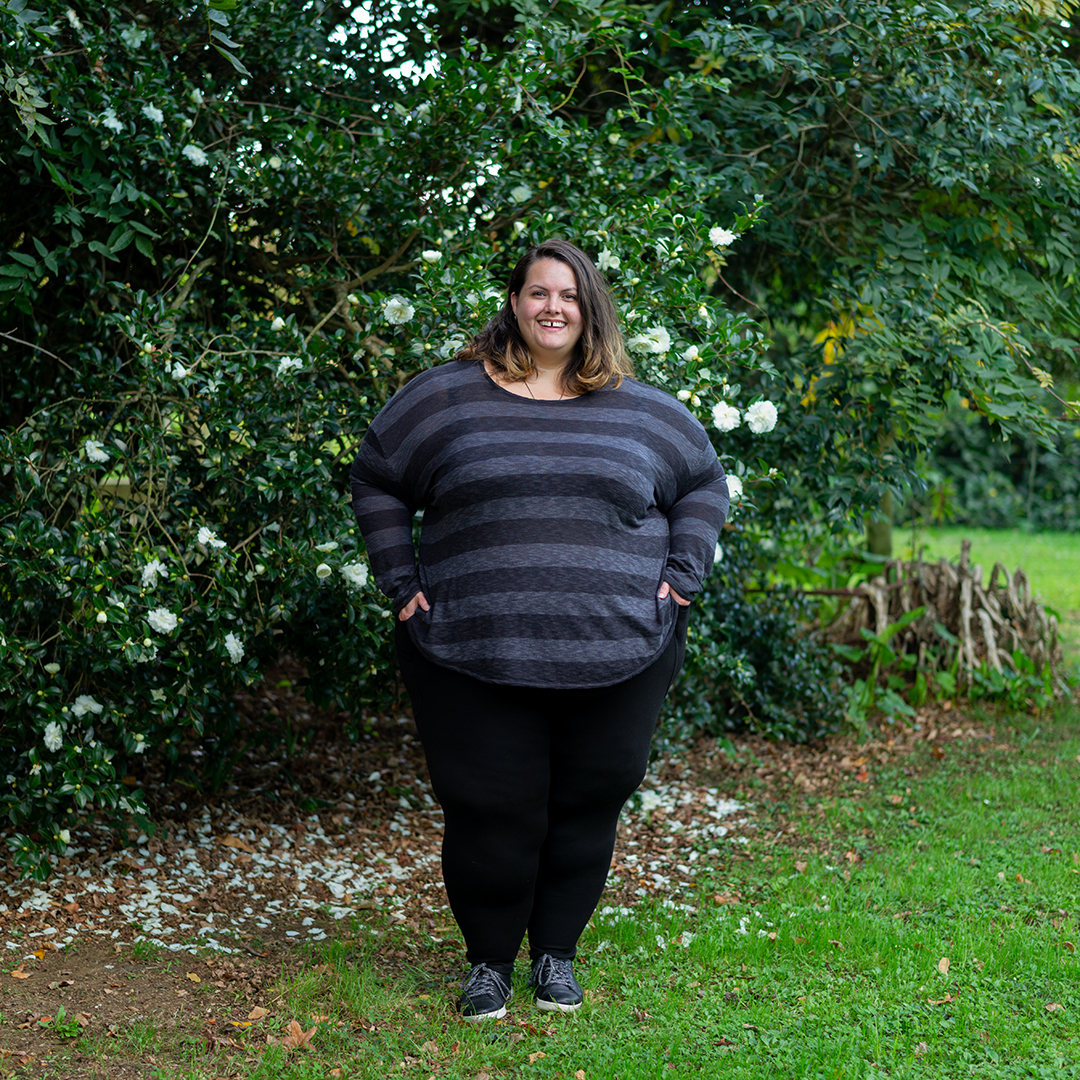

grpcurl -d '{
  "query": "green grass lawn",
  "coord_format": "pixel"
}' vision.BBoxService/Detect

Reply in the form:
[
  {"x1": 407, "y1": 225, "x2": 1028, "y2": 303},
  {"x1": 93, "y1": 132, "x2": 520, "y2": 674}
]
[
  {"x1": 117, "y1": 706, "x2": 1079, "y2": 1080},
  {"x1": 901, "y1": 526, "x2": 1080, "y2": 668}
]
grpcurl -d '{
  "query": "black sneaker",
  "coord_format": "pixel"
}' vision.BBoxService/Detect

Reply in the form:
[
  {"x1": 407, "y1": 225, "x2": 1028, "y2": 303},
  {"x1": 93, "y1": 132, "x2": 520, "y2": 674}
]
[
  {"x1": 457, "y1": 963, "x2": 513, "y2": 1022},
  {"x1": 528, "y1": 954, "x2": 583, "y2": 1013}
]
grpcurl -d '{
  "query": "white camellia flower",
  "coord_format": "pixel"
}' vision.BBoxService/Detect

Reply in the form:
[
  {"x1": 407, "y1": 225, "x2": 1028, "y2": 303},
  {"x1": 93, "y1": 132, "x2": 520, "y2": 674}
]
[
  {"x1": 714, "y1": 542, "x2": 724, "y2": 564},
  {"x1": 142, "y1": 103, "x2": 164, "y2": 123},
  {"x1": 44, "y1": 722, "x2": 63, "y2": 752},
  {"x1": 711, "y1": 402, "x2": 742, "y2": 432},
  {"x1": 421, "y1": 249, "x2": 442, "y2": 264},
  {"x1": 58, "y1": 828, "x2": 71, "y2": 844},
  {"x1": 316, "y1": 563, "x2": 333, "y2": 580},
  {"x1": 44, "y1": 662, "x2": 60, "y2": 675},
  {"x1": 270, "y1": 316, "x2": 285, "y2": 331},
  {"x1": 101, "y1": 108, "x2": 124, "y2": 134},
  {"x1": 141, "y1": 558, "x2": 168, "y2": 588},
  {"x1": 190, "y1": 87, "x2": 204, "y2": 106},
  {"x1": 383, "y1": 296, "x2": 415, "y2": 325},
  {"x1": 315, "y1": 541, "x2": 339, "y2": 552},
  {"x1": 510, "y1": 183, "x2": 532, "y2": 203},
  {"x1": 745, "y1": 400, "x2": 779, "y2": 434},
  {"x1": 340, "y1": 561, "x2": 369, "y2": 589},
  {"x1": 709, "y1": 226, "x2": 738, "y2": 248},
  {"x1": 268, "y1": 155, "x2": 282, "y2": 170},
  {"x1": 72, "y1": 694, "x2": 104, "y2": 718},
  {"x1": 197, "y1": 526, "x2": 226, "y2": 549},
  {"x1": 438, "y1": 333, "x2": 467, "y2": 359},
  {"x1": 223, "y1": 632, "x2": 244, "y2": 664},
  {"x1": 682, "y1": 345, "x2": 699, "y2": 362},
  {"x1": 627, "y1": 326, "x2": 672, "y2": 355},
  {"x1": 727, "y1": 475, "x2": 744, "y2": 502},
  {"x1": 96, "y1": 611, "x2": 108, "y2": 624},
  {"x1": 147, "y1": 608, "x2": 178, "y2": 634},
  {"x1": 66, "y1": 8, "x2": 81, "y2": 30},
  {"x1": 85, "y1": 439, "x2": 109, "y2": 463},
  {"x1": 170, "y1": 362, "x2": 189, "y2": 380},
  {"x1": 277, "y1": 356, "x2": 303, "y2": 377},
  {"x1": 597, "y1": 249, "x2": 621, "y2": 272},
  {"x1": 182, "y1": 144, "x2": 208, "y2": 166},
  {"x1": 676, "y1": 389, "x2": 692, "y2": 402},
  {"x1": 134, "y1": 733, "x2": 147, "y2": 754}
]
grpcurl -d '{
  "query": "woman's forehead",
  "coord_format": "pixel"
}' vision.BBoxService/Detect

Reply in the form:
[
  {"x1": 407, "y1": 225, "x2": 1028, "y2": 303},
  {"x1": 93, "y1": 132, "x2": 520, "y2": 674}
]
[{"x1": 521, "y1": 258, "x2": 577, "y2": 291}]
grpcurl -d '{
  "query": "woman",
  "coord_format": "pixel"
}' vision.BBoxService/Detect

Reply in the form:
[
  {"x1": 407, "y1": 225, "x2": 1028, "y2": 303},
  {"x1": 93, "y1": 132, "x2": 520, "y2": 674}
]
[{"x1": 351, "y1": 239, "x2": 728, "y2": 1020}]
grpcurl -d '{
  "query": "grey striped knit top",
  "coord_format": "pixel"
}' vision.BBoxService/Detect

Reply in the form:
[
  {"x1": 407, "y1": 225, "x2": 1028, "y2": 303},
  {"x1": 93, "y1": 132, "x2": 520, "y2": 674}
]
[{"x1": 350, "y1": 359, "x2": 729, "y2": 689}]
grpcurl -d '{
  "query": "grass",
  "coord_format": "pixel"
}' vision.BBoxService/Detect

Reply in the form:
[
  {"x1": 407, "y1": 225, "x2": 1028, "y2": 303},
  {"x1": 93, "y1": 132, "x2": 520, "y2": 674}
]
[
  {"x1": 902, "y1": 525, "x2": 1080, "y2": 667},
  {"x1": 114, "y1": 704, "x2": 1080, "y2": 1080}
]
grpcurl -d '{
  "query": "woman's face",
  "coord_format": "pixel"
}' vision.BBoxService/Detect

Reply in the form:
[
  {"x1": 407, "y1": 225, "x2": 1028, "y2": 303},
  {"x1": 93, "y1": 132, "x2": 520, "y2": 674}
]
[{"x1": 511, "y1": 258, "x2": 583, "y2": 368}]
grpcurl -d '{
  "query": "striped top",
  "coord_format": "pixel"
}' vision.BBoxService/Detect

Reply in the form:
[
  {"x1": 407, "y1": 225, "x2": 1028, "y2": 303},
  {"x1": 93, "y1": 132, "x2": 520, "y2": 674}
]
[{"x1": 350, "y1": 359, "x2": 729, "y2": 688}]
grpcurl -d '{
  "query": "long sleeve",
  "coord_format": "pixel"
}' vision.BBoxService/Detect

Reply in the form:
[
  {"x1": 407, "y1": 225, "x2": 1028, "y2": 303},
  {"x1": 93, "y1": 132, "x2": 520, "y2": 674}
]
[
  {"x1": 662, "y1": 439, "x2": 729, "y2": 601},
  {"x1": 350, "y1": 427, "x2": 423, "y2": 613}
]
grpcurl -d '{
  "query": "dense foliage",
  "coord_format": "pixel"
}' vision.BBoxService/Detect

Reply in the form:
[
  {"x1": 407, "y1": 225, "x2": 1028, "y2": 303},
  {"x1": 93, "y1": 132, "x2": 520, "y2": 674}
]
[{"x1": 3, "y1": 0, "x2": 1078, "y2": 876}]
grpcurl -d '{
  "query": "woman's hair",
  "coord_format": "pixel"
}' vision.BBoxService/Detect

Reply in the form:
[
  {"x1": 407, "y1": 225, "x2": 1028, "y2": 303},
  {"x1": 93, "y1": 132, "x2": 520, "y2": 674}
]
[{"x1": 456, "y1": 239, "x2": 632, "y2": 394}]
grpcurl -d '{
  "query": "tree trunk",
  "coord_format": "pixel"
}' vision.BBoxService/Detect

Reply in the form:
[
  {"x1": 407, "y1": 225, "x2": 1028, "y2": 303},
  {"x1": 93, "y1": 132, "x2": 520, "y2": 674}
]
[{"x1": 865, "y1": 489, "x2": 893, "y2": 557}]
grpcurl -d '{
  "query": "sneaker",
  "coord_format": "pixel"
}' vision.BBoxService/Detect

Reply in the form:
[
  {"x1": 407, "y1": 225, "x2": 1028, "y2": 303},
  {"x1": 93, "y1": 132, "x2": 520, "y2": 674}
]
[
  {"x1": 528, "y1": 954, "x2": 583, "y2": 1013},
  {"x1": 457, "y1": 963, "x2": 513, "y2": 1022}
]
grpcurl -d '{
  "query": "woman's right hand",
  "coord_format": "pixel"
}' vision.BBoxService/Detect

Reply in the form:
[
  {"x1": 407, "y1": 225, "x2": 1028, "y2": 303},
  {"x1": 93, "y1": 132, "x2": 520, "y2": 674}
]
[{"x1": 398, "y1": 591, "x2": 430, "y2": 621}]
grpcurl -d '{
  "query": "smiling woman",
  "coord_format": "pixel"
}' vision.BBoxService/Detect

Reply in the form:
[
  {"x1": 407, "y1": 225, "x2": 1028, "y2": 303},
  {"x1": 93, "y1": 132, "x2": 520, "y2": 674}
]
[{"x1": 350, "y1": 239, "x2": 731, "y2": 1021}]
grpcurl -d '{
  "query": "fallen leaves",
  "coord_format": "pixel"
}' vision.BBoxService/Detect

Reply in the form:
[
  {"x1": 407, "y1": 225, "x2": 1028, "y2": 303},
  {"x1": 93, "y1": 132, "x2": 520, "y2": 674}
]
[
  {"x1": 248, "y1": 1006, "x2": 269, "y2": 1020},
  {"x1": 218, "y1": 835, "x2": 256, "y2": 854},
  {"x1": 794, "y1": 860, "x2": 808, "y2": 874},
  {"x1": 927, "y1": 994, "x2": 955, "y2": 1006},
  {"x1": 1045, "y1": 1002, "x2": 1064, "y2": 1012},
  {"x1": 9, "y1": 966, "x2": 31, "y2": 980},
  {"x1": 529, "y1": 1051, "x2": 547, "y2": 1064},
  {"x1": 280, "y1": 1019, "x2": 317, "y2": 1050},
  {"x1": 186, "y1": 972, "x2": 201, "y2": 983},
  {"x1": 937, "y1": 957, "x2": 950, "y2": 975}
]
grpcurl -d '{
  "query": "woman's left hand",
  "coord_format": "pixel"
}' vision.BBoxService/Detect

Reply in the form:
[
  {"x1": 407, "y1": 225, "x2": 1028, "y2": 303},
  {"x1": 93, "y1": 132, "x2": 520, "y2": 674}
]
[{"x1": 658, "y1": 581, "x2": 690, "y2": 606}]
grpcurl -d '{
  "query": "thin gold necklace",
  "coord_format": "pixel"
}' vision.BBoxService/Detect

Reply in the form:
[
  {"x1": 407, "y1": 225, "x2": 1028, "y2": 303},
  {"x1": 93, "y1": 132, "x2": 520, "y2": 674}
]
[{"x1": 524, "y1": 378, "x2": 564, "y2": 402}]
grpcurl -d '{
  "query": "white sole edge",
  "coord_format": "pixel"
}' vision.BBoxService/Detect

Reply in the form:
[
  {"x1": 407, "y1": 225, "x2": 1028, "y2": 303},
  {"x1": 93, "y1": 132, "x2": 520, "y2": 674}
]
[
  {"x1": 460, "y1": 1006, "x2": 508, "y2": 1022},
  {"x1": 535, "y1": 999, "x2": 582, "y2": 1013}
]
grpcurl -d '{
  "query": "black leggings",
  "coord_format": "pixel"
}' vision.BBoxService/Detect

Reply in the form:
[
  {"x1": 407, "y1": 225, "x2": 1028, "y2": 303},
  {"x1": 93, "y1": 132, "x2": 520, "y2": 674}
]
[{"x1": 395, "y1": 611, "x2": 687, "y2": 967}]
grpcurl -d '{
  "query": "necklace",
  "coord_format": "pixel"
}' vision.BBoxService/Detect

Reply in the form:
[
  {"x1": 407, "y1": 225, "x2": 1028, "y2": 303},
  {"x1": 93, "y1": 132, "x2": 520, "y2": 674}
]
[{"x1": 524, "y1": 378, "x2": 564, "y2": 402}]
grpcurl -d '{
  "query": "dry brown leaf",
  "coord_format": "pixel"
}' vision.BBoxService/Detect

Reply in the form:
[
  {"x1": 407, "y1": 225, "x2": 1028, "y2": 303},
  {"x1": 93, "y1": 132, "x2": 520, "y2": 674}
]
[
  {"x1": 10, "y1": 967, "x2": 30, "y2": 980},
  {"x1": 828, "y1": 940, "x2": 843, "y2": 949},
  {"x1": 32, "y1": 949, "x2": 46, "y2": 960},
  {"x1": 887, "y1": 794, "x2": 903, "y2": 806},
  {"x1": 248, "y1": 1006, "x2": 269, "y2": 1021},
  {"x1": 187, "y1": 972, "x2": 201, "y2": 983},
  {"x1": 928, "y1": 994, "x2": 955, "y2": 1005},
  {"x1": 1045, "y1": 1003, "x2": 1064, "y2": 1012},
  {"x1": 937, "y1": 957, "x2": 950, "y2": 974},
  {"x1": 310, "y1": 1013, "x2": 329, "y2": 1022},
  {"x1": 219, "y1": 835, "x2": 256, "y2": 854},
  {"x1": 329, "y1": 1071, "x2": 342, "y2": 1078},
  {"x1": 281, "y1": 1018, "x2": 316, "y2": 1050},
  {"x1": 794, "y1": 861, "x2": 808, "y2": 874},
  {"x1": 575, "y1": 1071, "x2": 586, "y2": 1079},
  {"x1": 767, "y1": 932, "x2": 777, "y2": 941},
  {"x1": 422, "y1": 1039, "x2": 438, "y2": 1054},
  {"x1": 529, "y1": 1051, "x2": 547, "y2": 1063},
  {"x1": 1062, "y1": 942, "x2": 1076, "y2": 954},
  {"x1": 914, "y1": 1041, "x2": 928, "y2": 1056}
]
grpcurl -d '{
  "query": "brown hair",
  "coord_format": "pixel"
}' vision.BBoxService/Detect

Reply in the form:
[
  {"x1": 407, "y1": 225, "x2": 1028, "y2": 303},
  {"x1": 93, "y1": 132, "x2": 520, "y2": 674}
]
[{"x1": 456, "y1": 239, "x2": 632, "y2": 395}]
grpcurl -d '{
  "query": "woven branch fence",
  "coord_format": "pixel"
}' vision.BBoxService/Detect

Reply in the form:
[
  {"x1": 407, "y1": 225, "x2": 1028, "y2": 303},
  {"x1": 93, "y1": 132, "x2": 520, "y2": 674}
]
[{"x1": 814, "y1": 540, "x2": 1062, "y2": 685}]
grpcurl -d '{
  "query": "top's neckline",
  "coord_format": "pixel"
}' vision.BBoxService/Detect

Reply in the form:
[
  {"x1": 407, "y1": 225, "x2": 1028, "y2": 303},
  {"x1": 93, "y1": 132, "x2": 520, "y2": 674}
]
[{"x1": 478, "y1": 362, "x2": 592, "y2": 404}]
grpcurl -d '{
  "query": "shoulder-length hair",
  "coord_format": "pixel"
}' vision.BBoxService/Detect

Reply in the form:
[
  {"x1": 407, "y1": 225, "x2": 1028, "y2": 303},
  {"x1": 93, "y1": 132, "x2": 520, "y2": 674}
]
[{"x1": 456, "y1": 239, "x2": 632, "y2": 395}]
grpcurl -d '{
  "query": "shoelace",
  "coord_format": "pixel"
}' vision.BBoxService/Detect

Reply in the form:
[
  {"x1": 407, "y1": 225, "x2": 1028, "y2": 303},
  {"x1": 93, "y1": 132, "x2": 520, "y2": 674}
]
[
  {"x1": 533, "y1": 955, "x2": 575, "y2": 990},
  {"x1": 463, "y1": 963, "x2": 510, "y2": 998}
]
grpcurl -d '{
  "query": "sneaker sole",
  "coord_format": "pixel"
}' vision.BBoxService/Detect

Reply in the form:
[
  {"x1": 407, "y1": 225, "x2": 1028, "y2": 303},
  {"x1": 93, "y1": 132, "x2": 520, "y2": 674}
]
[
  {"x1": 459, "y1": 1005, "x2": 508, "y2": 1022},
  {"x1": 536, "y1": 998, "x2": 582, "y2": 1013}
]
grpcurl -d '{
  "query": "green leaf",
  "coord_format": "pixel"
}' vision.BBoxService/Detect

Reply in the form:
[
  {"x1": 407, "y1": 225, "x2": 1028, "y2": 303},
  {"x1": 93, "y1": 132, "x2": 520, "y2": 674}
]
[
  {"x1": 210, "y1": 28, "x2": 241, "y2": 49},
  {"x1": 212, "y1": 43, "x2": 250, "y2": 76}
]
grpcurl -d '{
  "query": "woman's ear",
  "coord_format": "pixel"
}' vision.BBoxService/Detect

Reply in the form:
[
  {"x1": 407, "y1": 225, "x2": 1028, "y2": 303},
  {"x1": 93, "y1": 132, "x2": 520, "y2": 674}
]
[{"x1": 510, "y1": 293, "x2": 518, "y2": 318}]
